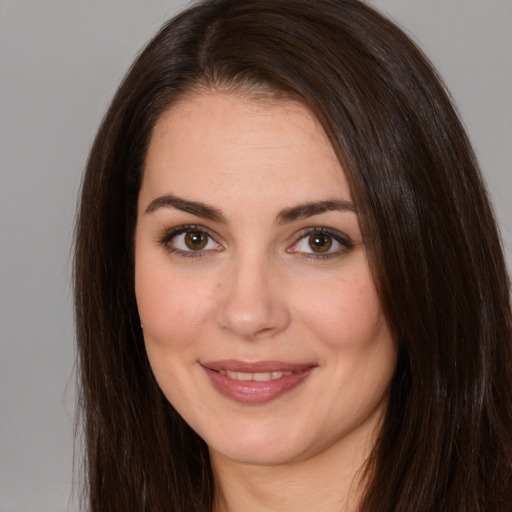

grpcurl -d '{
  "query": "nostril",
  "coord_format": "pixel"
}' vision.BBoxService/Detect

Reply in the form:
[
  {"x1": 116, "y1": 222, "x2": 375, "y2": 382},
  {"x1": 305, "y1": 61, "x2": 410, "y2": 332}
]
[
  {"x1": 214, "y1": 262, "x2": 291, "y2": 339},
  {"x1": 216, "y1": 296, "x2": 291, "y2": 340}
]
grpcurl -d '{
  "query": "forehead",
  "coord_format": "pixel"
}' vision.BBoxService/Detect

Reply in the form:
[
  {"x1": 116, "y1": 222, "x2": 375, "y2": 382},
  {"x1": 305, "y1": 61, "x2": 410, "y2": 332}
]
[{"x1": 141, "y1": 92, "x2": 350, "y2": 213}]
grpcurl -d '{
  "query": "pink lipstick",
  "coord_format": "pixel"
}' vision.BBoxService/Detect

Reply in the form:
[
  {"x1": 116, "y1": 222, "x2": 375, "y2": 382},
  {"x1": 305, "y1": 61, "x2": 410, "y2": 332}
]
[{"x1": 201, "y1": 359, "x2": 315, "y2": 404}]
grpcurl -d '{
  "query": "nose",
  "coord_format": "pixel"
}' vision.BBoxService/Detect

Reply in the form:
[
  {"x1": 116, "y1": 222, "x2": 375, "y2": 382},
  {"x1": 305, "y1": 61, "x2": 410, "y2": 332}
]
[{"x1": 216, "y1": 253, "x2": 291, "y2": 340}]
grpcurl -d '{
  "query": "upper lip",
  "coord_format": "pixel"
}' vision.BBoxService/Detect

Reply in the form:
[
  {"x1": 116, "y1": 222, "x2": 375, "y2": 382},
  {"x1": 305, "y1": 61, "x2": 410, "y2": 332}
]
[{"x1": 201, "y1": 359, "x2": 316, "y2": 373}]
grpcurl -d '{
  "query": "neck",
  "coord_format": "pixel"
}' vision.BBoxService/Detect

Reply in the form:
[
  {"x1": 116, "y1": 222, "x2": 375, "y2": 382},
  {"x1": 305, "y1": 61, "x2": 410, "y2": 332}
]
[{"x1": 210, "y1": 427, "x2": 376, "y2": 512}]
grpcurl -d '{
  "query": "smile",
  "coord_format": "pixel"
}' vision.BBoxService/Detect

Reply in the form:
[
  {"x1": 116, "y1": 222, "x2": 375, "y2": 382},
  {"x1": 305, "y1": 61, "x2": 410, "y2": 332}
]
[
  {"x1": 219, "y1": 370, "x2": 294, "y2": 381},
  {"x1": 201, "y1": 360, "x2": 315, "y2": 404}
]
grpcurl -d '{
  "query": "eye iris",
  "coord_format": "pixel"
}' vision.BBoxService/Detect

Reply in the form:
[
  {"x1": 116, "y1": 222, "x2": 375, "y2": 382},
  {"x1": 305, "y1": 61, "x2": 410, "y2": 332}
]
[
  {"x1": 184, "y1": 231, "x2": 207, "y2": 250},
  {"x1": 308, "y1": 233, "x2": 332, "y2": 253}
]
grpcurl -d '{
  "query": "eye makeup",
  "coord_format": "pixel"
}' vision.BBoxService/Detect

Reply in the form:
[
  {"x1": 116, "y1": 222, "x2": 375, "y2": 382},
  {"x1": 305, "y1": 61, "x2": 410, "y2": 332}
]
[
  {"x1": 158, "y1": 224, "x2": 223, "y2": 258},
  {"x1": 157, "y1": 223, "x2": 355, "y2": 261},
  {"x1": 287, "y1": 226, "x2": 355, "y2": 261}
]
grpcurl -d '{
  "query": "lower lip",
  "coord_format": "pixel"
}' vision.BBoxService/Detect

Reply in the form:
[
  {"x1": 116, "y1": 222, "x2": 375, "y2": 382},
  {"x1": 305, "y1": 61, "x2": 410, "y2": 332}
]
[{"x1": 202, "y1": 366, "x2": 314, "y2": 404}]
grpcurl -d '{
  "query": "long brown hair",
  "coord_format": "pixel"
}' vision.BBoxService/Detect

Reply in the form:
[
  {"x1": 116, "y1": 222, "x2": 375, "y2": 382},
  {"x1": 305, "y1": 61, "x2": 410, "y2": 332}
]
[{"x1": 74, "y1": 1, "x2": 512, "y2": 510}]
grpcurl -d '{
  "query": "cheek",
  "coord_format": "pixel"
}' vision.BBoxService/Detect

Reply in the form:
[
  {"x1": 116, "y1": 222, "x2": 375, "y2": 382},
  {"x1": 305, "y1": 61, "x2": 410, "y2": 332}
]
[
  {"x1": 298, "y1": 267, "x2": 385, "y2": 350},
  {"x1": 135, "y1": 256, "x2": 212, "y2": 352},
  {"x1": 135, "y1": 260, "x2": 205, "y2": 400}
]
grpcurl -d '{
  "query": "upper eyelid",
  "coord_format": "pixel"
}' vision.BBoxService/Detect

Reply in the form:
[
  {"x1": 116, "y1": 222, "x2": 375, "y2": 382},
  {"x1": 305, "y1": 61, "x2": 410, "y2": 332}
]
[
  {"x1": 162, "y1": 224, "x2": 217, "y2": 239},
  {"x1": 293, "y1": 226, "x2": 352, "y2": 242}
]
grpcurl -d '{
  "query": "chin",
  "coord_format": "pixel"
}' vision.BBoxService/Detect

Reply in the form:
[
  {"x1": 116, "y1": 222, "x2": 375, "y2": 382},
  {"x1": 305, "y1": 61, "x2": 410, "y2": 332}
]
[
  {"x1": 204, "y1": 421, "x2": 317, "y2": 467},
  {"x1": 210, "y1": 442, "x2": 301, "y2": 467}
]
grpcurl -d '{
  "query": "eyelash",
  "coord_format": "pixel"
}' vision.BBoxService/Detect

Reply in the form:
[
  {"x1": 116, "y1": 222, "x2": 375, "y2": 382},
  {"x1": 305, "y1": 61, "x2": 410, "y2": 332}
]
[
  {"x1": 158, "y1": 225, "x2": 354, "y2": 260},
  {"x1": 159, "y1": 225, "x2": 221, "y2": 258},
  {"x1": 288, "y1": 227, "x2": 354, "y2": 260}
]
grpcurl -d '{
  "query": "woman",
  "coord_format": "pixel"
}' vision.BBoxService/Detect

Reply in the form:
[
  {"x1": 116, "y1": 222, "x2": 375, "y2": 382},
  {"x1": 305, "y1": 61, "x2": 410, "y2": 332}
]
[{"x1": 74, "y1": 0, "x2": 512, "y2": 510}]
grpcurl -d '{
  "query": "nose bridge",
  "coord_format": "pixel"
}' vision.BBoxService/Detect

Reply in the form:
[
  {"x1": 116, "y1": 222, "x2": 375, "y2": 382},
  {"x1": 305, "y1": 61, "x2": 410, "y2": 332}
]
[{"x1": 216, "y1": 248, "x2": 290, "y2": 339}]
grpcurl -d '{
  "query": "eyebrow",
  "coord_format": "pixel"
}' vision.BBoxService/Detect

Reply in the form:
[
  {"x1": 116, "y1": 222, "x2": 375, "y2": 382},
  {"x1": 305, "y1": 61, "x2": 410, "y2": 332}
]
[
  {"x1": 145, "y1": 194, "x2": 227, "y2": 223},
  {"x1": 275, "y1": 199, "x2": 357, "y2": 225},
  {"x1": 144, "y1": 194, "x2": 356, "y2": 224}
]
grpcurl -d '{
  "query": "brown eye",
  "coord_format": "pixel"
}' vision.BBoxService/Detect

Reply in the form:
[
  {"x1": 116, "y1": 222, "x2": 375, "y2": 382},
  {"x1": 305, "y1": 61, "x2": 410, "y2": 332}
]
[
  {"x1": 308, "y1": 233, "x2": 332, "y2": 253},
  {"x1": 164, "y1": 227, "x2": 221, "y2": 256},
  {"x1": 288, "y1": 229, "x2": 350, "y2": 259},
  {"x1": 184, "y1": 230, "x2": 208, "y2": 250}
]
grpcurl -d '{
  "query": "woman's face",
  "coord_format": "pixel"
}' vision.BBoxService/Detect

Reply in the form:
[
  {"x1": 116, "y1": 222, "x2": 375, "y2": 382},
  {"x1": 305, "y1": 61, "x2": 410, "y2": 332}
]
[{"x1": 135, "y1": 92, "x2": 397, "y2": 467}]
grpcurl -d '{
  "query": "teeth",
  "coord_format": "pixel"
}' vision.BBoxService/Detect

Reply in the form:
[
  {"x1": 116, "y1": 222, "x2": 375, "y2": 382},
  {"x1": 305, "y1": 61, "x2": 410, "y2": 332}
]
[
  {"x1": 219, "y1": 370, "x2": 294, "y2": 381},
  {"x1": 233, "y1": 371, "x2": 252, "y2": 381},
  {"x1": 254, "y1": 372, "x2": 273, "y2": 381}
]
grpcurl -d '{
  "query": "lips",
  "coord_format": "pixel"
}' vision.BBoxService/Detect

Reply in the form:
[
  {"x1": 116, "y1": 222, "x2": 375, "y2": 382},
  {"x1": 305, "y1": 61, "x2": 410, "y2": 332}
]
[{"x1": 201, "y1": 360, "x2": 316, "y2": 404}]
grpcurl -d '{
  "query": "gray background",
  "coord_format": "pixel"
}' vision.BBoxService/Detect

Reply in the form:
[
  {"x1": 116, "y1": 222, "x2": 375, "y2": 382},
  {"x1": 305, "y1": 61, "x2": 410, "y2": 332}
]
[{"x1": 0, "y1": 1, "x2": 510, "y2": 511}]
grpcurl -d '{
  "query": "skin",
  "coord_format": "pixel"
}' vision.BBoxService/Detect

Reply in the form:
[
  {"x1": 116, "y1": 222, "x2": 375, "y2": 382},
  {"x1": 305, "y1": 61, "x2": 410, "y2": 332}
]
[{"x1": 135, "y1": 92, "x2": 397, "y2": 512}]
